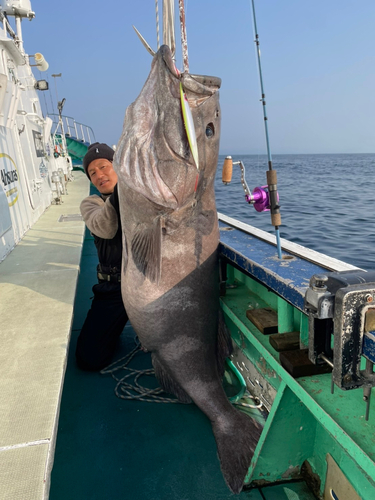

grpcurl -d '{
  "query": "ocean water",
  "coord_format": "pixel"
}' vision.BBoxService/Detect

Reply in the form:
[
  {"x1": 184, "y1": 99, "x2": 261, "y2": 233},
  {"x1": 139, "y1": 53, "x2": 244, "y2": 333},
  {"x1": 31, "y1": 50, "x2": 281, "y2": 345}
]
[{"x1": 214, "y1": 153, "x2": 375, "y2": 271}]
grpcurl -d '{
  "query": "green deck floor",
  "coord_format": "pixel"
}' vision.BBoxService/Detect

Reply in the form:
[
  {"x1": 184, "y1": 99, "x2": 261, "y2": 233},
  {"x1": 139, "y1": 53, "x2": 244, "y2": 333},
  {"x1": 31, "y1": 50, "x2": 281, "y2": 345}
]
[{"x1": 49, "y1": 229, "x2": 316, "y2": 500}]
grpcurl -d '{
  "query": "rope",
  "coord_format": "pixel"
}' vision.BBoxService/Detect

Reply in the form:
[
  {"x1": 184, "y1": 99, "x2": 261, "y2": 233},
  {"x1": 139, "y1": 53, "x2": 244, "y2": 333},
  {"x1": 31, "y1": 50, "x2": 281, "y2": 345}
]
[
  {"x1": 155, "y1": 0, "x2": 160, "y2": 49},
  {"x1": 163, "y1": 0, "x2": 175, "y2": 55},
  {"x1": 100, "y1": 339, "x2": 180, "y2": 403},
  {"x1": 101, "y1": 339, "x2": 264, "y2": 409}
]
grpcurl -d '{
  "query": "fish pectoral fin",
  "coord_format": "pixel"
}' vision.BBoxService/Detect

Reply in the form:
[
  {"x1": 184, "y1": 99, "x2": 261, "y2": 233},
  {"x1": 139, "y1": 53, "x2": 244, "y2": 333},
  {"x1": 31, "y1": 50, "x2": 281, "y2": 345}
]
[
  {"x1": 152, "y1": 354, "x2": 192, "y2": 404},
  {"x1": 131, "y1": 217, "x2": 162, "y2": 283}
]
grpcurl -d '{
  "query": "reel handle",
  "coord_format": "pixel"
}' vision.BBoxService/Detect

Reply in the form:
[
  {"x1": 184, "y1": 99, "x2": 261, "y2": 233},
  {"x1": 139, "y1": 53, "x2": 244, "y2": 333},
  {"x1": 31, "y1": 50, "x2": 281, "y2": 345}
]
[{"x1": 222, "y1": 156, "x2": 233, "y2": 184}]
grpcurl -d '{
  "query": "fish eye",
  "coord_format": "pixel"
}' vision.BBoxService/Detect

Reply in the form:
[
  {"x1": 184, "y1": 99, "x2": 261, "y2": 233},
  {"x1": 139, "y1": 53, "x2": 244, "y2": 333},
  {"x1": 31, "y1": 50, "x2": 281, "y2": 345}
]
[{"x1": 206, "y1": 123, "x2": 215, "y2": 138}]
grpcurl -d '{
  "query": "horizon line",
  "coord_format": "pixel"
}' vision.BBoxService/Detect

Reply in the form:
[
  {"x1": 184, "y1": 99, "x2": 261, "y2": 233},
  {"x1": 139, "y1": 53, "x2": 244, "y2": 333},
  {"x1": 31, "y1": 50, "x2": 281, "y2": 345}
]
[{"x1": 218, "y1": 152, "x2": 375, "y2": 156}]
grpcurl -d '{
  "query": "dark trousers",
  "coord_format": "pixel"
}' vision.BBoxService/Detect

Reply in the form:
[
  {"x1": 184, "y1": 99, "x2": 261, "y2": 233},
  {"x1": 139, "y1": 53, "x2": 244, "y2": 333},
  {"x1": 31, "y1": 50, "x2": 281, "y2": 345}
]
[{"x1": 76, "y1": 281, "x2": 128, "y2": 370}]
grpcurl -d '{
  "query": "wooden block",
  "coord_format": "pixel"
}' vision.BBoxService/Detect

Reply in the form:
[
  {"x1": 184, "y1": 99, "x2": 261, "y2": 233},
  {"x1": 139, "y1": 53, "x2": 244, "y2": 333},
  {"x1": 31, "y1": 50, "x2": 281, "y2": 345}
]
[
  {"x1": 365, "y1": 308, "x2": 375, "y2": 332},
  {"x1": 246, "y1": 308, "x2": 278, "y2": 335},
  {"x1": 269, "y1": 331, "x2": 300, "y2": 352},
  {"x1": 280, "y1": 349, "x2": 332, "y2": 378}
]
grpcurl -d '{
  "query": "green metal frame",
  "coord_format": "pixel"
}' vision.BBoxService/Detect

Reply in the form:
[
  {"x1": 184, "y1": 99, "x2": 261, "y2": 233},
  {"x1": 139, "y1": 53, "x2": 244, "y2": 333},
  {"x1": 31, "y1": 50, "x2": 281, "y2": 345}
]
[{"x1": 221, "y1": 265, "x2": 375, "y2": 498}]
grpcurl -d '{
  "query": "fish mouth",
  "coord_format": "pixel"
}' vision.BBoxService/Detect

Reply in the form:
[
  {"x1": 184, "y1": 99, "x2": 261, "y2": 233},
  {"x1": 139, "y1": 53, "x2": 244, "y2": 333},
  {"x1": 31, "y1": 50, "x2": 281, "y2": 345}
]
[
  {"x1": 159, "y1": 45, "x2": 222, "y2": 96},
  {"x1": 182, "y1": 73, "x2": 221, "y2": 96}
]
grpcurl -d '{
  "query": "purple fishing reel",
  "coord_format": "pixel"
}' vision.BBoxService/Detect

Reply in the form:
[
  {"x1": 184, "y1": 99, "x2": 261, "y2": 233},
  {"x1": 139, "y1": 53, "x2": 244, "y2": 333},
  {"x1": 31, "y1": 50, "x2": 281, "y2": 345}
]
[
  {"x1": 246, "y1": 186, "x2": 271, "y2": 212},
  {"x1": 222, "y1": 157, "x2": 278, "y2": 213}
]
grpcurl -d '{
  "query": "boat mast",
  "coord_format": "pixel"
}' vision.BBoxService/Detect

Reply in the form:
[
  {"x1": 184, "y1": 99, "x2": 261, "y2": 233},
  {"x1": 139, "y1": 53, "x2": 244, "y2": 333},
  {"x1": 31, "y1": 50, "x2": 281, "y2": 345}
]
[
  {"x1": 14, "y1": 16, "x2": 24, "y2": 53},
  {"x1": 0, "y1": 0, "x2": 36, "y2": 54}
]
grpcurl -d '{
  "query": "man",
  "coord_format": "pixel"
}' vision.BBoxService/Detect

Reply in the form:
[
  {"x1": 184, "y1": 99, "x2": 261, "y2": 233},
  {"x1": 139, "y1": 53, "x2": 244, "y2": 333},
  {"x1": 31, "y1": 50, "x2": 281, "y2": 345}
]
[{"x1": 76, "y1": 142, "x2": 128, "y2": 370}]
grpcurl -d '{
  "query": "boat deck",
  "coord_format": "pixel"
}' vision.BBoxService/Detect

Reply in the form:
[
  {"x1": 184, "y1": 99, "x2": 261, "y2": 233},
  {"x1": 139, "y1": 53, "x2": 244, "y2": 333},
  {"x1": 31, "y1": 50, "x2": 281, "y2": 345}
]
[
  {"x1": 0, "y1": 172, "x2": 89, "y2": 499},
  {"x1": 48, "y1": 199, "x2": 315, "y2": 499},
  {"x1": 0, "y1": 176, "x2": 315, "y2": 499}
]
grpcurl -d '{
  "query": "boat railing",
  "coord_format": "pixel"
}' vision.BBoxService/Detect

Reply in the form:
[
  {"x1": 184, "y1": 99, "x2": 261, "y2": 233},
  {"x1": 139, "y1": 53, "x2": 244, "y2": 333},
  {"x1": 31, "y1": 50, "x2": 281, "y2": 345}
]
[{"x1": 48, "y1": 113, "x2": 96, "y2": 145}]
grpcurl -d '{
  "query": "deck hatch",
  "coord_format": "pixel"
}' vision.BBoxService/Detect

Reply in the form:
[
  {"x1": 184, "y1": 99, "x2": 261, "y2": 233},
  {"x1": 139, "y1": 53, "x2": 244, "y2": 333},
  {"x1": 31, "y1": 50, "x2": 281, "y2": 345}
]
[{"x1": 58, "y1": 214, "x2": 83, "y2": 222}]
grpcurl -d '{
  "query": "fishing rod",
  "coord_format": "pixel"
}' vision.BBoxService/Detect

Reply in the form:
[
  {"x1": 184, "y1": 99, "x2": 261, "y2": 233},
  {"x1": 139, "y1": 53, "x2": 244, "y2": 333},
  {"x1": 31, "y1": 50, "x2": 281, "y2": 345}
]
[
  {"x1": 251, "y1": 0, "x2": 282, "y2": 259},
  {"x1": 222, "y1": 0, "x2": 283, "y2": 260}
]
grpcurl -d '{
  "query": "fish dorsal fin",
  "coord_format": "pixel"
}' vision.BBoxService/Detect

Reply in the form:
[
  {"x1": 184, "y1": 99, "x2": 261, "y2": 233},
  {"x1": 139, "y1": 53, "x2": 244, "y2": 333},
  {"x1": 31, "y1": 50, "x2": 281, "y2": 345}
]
[{"x1": 131, "y1": 216, "x2": 162, "y2": 283}]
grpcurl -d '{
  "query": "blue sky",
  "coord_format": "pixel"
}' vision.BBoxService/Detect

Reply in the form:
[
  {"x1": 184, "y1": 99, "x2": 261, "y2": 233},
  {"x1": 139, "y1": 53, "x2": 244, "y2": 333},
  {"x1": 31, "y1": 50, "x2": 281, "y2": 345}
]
[{"x1": 19, "y1": 0, "x2": 375, "y2": 154}]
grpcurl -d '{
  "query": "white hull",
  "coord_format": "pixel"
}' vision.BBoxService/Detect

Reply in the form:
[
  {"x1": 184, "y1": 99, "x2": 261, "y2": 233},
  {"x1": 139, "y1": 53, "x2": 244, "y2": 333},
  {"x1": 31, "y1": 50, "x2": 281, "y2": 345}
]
[{"x1": 0, "y1": 14, "x2": 73, "y2": 262}]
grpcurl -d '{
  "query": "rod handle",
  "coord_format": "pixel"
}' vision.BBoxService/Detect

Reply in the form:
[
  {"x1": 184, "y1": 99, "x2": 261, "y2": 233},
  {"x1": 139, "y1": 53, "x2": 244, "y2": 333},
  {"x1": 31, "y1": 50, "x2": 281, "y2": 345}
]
[
  {"x1": 266, "y1": 169, "x2": 281, "y2": 227},
  {"x1": 266, "y1": 169, "x2": 278, "y2": 185},
  {"x1": 222, "y1": 156, "x2": 233, "y2": 184}
]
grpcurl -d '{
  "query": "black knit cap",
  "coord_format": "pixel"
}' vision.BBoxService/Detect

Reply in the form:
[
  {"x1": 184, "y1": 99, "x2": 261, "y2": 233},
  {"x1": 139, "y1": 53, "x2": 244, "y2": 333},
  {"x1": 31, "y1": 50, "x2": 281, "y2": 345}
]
[{"x1": 83, "y1": 142, "x2": 114, "y2": 179}]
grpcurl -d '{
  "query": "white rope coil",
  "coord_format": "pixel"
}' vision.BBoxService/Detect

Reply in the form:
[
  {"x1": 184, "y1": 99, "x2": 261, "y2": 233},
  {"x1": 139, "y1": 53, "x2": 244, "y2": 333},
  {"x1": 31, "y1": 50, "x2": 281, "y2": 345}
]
[
  {"x1": 100, "y1": 340, "x2": 180, "y2": 403},
  {"x1": 101, "y1": 339, "x2": 264, "y2": 409}
]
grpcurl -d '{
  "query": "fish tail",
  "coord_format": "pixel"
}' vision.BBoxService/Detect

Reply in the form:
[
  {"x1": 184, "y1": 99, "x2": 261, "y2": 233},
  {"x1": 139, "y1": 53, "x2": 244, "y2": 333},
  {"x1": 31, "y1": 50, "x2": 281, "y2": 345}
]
[{"x1": 212, "y1": 409, "x2": 262, "y2": 494}]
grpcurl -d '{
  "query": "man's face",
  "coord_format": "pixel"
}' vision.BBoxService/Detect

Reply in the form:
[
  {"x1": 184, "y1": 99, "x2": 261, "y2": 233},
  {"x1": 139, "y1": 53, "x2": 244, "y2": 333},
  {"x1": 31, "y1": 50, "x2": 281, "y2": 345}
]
[{"x1": 88, "y1": 158, "x2": 118, "y2": 194}]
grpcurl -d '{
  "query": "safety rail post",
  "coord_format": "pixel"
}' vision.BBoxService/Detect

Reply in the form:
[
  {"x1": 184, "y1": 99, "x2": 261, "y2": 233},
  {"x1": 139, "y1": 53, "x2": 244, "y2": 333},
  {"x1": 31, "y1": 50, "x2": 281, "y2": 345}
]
[
  {"x1": 64, "y1": 116, "x2": 70, "y2": 137},
  {"x1": 80, "y1": 123, "x2": 85, "y2": 143}
]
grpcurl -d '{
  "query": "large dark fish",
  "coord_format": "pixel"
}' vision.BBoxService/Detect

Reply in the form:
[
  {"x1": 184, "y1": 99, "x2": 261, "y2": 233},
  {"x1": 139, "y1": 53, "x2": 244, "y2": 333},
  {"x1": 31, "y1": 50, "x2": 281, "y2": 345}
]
[{"x1": 114, "y1": 45, "x2": 261, "y2": 494}]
